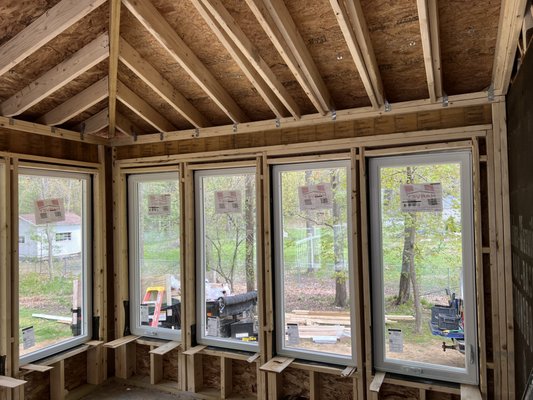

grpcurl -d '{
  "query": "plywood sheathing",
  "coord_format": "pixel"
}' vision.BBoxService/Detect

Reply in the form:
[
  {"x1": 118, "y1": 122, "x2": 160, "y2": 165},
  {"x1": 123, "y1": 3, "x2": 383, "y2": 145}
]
[
  {"x1": 0, "y1": 129, "x2": 99, "y2": 162},
  {"x1": 23, "y1": 369, "x2": 50, "y2": 400},
  {"x1": 319, "y1": 373, "x2": 354, "y2": 400},
  {"x1": 231, "y1": 359, "x2": 258, "y2": 397},
  {"x1": 116, "y1": 102, "x2": 153, "y2": 134},
  {"x1": 284, "y1": 0, "x2": 372, "y2": 110},
  {"x1": 0, "y1": 2, "x2": 109, "y2": 103},
  {"x1": 281, "y1": 367, "x2": 310, "y2": 399},
  {"x1": 116, "y1": 104, "x2": 491, "y2": 160},
  {"x1": 439, "y1": 0, "x2": 501, "y2": 95},
  {"x1": 223, "y1": 0, "x2": 318, "y2": 115},
  {"x1": 0, "y1": 0, "x2": 62, "y2": 47},
  {"x1": 64, "y1": 351, "x2": 88, "y2": 392},
  {"x1": 22, "y1": 61, "x2": 109, "y2": 120},
  {"x1": 361, "y1": 0, "x2": 429, "y2": 103},
  {"x1": 117, "y1": 62, "x2": 192, "y2": 130},
  {"x1": 202, "y1": 355, "x2": 221, "y2": 390},
  {"x1": 64, "y1": 98, "x2": 109, "y2": 128}
]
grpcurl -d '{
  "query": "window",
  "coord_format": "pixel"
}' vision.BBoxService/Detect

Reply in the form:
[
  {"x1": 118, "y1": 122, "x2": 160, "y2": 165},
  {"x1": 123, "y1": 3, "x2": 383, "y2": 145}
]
[
  {"x1": 272, "y1": 160, "x2": 356, "y2": 365},
  {"x1": 18, "y1": 168, "x2": 91, "y2": 363},
  {"x1": 128, "y1": 172, "x2": 181, "y2": 340},
  {"x1": 369, "y1": 151, "x2": 478, "y2": 384},
  {"x1": 55, "y1": 232, "x2": 72, "y2": 241},
  {"x1": 195, "y1": 168, "x2": 258, "y2": 351}
]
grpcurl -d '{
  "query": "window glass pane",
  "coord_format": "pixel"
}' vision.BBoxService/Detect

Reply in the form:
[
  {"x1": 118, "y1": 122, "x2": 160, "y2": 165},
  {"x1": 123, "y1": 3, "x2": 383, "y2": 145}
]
[
  {"x1": 274, "y1": 162, "x2": 354, "y2": 362},
  {"x1": 18, "y1": 171, "x2": 89, "y2": 360},
  {"x1": 370, "y1": 152, "x2": 477, "y2": 383},
  {"x1": 130, "y1": 174, "x2": 181, "y2": 337},
  {"x1": 197, "y1": 169, "x2": 258, "y2": 349}
]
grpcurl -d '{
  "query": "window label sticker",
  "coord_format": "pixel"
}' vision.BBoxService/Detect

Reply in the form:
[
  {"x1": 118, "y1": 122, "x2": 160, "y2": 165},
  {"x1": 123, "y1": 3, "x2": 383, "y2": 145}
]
[
  {"x1": 298, "y1": 183, "x2": 333, "y2": 211},
  {"x1": 400, "y1": 183, "x2": 443, "y2": 212},
  {"x1": 22, "y1": 326, "x2": 35, "y2": 350},
  {"x1": 287, "y1": 323, "x2": 300, "y2": 345},
  {"x1": 388, "y1": 328, "x2": 404, "y2": 353},
  {"x1": 214, "y1": 190, "x2": 242, "y2": 213},
  {"x1": 147, "y1": 194, "x2": 171, "y2": 216},
  {"x1": 34, "y1": 198, "x2": 66, "y2": 224},
  {"x1": 140, "y1": 305, "x2": 149, "y2": 323}
]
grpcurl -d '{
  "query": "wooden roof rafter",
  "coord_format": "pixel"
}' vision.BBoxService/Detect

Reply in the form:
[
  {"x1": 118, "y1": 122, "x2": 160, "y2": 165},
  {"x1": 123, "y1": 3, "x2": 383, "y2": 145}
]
[
  {"x1": 329, "y1": 0, "x2": 384, "y2": 109},
  {"x1": 492, "y1": 0, "x2": 530, "y2": 94},
  {"x1": 108, "y1": 0, "x2": 122, "y2": 137},
  {"x1": 0, "y1": 0, "x2": 107, "y2": 77},
  {"x1": 0, "y1": 34, "x2": 110, "y2": 117},
  {"x1": 116, "y1": 112, "x2": 140, "y2": 136},
  {"x1": 37, "y1": 76, "x2": 109, "y2": 126},
  {"x1": 77, "y1": 107, "x2": 109, "y2": 134},
  {"x1": 192, "y1": 0, "x2": 299, "y2": 119},
  {"x1": 116, "y1": 80, "x2": 176, "y2": 133},
  {"x1": 246, "y1": 0, "x2": 332, "y2": 115},
  {"x1": 119, "y1": 38, "x2": 211, "y2": 128},
  {"x1": 416, "y1": 0, "x2": 442, "y2": 102},
  {"x1": 122, "y1": 0, "x2": 249, "y2": 124}
]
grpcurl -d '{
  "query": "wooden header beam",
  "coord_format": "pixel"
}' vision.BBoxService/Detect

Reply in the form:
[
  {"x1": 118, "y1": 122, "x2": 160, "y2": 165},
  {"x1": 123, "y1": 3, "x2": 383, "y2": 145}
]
[
  {"x1": 1, "y1": 34, "x2": 109, "y2": 117},
  {"x1": 0, "y1": 0, "x2": 106, "y2": 77},
  {"x1": 122, "y1": 0, "x2": 249, "y2": 123}
]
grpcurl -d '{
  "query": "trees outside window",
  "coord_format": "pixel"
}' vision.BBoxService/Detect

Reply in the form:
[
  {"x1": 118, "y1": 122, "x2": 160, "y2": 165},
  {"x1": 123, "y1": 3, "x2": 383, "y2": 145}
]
[
  {"x1": 369, "y1": 151, "x2": 478, "y2": 384},
  {"x1": 273, "y1": 160, "x2": 356, "y2": 365},
  {"x1": 18, "y1": 168, "x2": 91, "y2": 363},
  {"x1": 195, "y1": 168, "x2": 258, "y2": 351}
]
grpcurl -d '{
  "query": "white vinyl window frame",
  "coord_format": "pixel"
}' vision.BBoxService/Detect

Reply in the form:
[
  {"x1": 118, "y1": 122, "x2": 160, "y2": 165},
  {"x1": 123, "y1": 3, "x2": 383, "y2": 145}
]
[
  {"x1": 128, "y1": 171, "x2": 182, "y2": 341},
  {"x1": 368, "y1": 151, "x2": 478, "y2": 384},
  {"x1": 272, "y1": 160, "x2": 357, "y2": 366},
  {"x1": 195, "y1": 167, "x2": 259, "y2": 352},
  {"x1": 18, "y1": 167, "x2": 92, "y2": 364}
]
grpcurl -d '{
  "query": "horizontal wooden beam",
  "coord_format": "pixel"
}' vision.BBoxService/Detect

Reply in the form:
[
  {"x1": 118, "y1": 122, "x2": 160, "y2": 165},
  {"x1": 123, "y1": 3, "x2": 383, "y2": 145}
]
[
  {"x1": 111, "y1": 91, "x2": 500, "y2": 146},
  {"x1": 0, "y1": 0, "x2": 106, "y2": 76},
  {"x1": 122, "y1": 0, "x2": 249, "y2": 123},
  {"x1": 1, "y1": 34, "x2": 109, "y2": 117},
  {"x1": 78, "y1": 108, "x2": 109, "y2": 134},
  {"x1": 119, "y1": 38, "x2": 210, "y2": 128},
  {"x1": 117, "y1": 80, "x2": 176, "y2": 133},
  {"x1": 0, "y1": 116, "x2": 107, "y2": 145},
  {"x1": 37, "y1": 77, "x2": 109, "y2": 125}
]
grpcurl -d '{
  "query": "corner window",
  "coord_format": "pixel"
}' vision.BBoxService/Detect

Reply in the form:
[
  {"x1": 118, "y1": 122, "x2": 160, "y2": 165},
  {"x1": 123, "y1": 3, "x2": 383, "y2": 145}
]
[
  {"x1": 369, "y1": 151, "x2": 478, "y2": 384},
  {"x1": 272, "y1": 160, "x2": 356, "y2": 365},
  {"x1": 18, "y1": 168, "x2": 91, "y2": 363},
  {"x1": 195, "y1": 168, "x2": 258, "y2": 351},
  {"x1": 128, "y1": 172, "x2": 181, "y2": 340}
]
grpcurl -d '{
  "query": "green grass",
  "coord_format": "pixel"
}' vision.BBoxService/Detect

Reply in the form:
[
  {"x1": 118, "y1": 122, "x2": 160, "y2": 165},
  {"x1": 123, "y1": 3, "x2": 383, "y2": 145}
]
[{"x1": 19, "y1": 308, "x2": 72, "y2": 346}]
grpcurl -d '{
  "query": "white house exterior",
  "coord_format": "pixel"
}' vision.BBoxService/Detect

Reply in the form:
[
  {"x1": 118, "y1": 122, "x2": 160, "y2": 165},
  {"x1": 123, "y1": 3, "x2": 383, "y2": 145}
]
[{"x1": 19, "y1": 212, "x2": 82, "y2": 259}]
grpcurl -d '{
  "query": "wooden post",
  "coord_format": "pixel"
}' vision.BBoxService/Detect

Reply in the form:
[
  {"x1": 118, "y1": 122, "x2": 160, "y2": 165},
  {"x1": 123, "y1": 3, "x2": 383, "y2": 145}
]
[
  {"x1": 221, "y1": 357, "x2": 232, "y2": 399},
  {"x1": 150, "y1": 346, "x2": 163, "y2": 385},
  {"x1": 309, "y1": 371, "x2": 320, "y2": 400},
  {"x1": 50, "y1": 361, "x2": 65, "y2": 400},
  {"x1": 0, "y1": 158, "x2": 11, "y2": 384}
]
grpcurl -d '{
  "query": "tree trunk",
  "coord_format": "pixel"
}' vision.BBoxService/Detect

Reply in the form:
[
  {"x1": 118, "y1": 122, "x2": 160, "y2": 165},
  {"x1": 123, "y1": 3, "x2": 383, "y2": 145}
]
[
  {"x1": 396, "y1": 166, "x2": 416, "y2": 305},
  {"x1": 331, "y1": 170, "x2": 347, "y2": 308},
  {"x1": 410, "y1": 259, "x2": 422, "y2": 333},
  {"x1": 244, "y1": 175, "x2": 255, "y2": 292}
]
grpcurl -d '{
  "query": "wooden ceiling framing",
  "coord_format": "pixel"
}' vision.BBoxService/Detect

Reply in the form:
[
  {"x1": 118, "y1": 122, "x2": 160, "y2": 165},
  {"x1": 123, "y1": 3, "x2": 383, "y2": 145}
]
[{"x1": 0, "y1": 0, "x2": 528, "y2": 143}]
